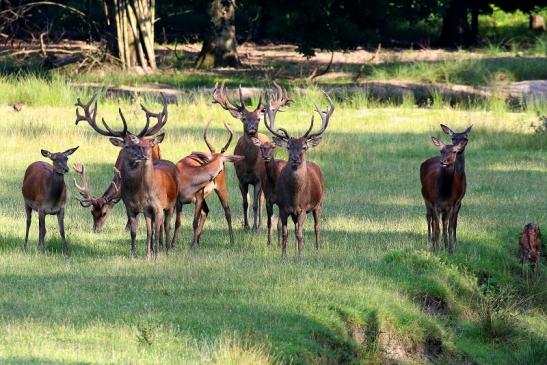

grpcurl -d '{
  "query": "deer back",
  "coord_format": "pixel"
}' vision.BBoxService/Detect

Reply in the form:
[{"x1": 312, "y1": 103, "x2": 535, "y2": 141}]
[
  {"x1": 22, "y1": 161, "x2": 67, "y2": 208},
  {"x1": 176, "y1": 153, "x2": 226, "y2": 203}
]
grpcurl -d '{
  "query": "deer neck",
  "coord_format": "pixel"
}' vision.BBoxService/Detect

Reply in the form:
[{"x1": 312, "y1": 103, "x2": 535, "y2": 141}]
[
  {"x1": 121, "y1": 158, "x2": 155, "y2": 196},
  {"x1": 285, "y1": 158, "x2": 309, "y2": 192},
  {"x1": 49, "y1": 171, "x2": 66, "y2": 201},
  {"x1": 455, "y1": 152, "x2": 465, "y2": 175},
  {"x1": 264, "y1": 159, "x2": 279, "y2": 186},
  {"x1": 242, "y1": 135, "x2": 260, "y2": 161}
]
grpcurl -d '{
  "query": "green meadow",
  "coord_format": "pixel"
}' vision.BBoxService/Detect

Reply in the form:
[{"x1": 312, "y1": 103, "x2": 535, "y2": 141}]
[{"x1": 0, "y1": 80, "x2": 545, "y2": 364}]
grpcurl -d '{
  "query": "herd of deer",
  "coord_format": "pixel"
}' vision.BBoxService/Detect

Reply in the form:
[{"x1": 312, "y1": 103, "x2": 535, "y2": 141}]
[{"x1": 19, "y1": 82, "x2": 542, "y2": 272}]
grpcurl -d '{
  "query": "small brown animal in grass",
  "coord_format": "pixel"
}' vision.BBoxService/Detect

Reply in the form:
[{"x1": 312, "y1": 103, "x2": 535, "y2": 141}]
[
  {"x1": 22, "y1": 146, "x2": 79, "y2": 255},
  {"x1": 519, "y1": 223, "x2": 542, "y2": 276}
]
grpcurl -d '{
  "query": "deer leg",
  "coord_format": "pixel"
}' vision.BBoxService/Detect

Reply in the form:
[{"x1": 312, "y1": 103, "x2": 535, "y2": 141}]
[
  {"x1": 38, "y1": 211, "x2": 46, "y2": 254},
  {"x1": 442, "y1": 210, "x2": 450, "y2": 253},
  {"x1": 451, "y1": 202, "x2": 461, "y2": 250},
  {"x1": 277, "y1": 212, "x2": 282, "y2": 248},
  {"x1": 57, "y1": 208, "x2": 68, "y2": 256},
  {"x1": 191, "y1": 196, "x2": 204, "y2": 248},
  {"x1": 196, "y1": 200, "x2": 209, "y2": 245},
  {"x1": 266, "y1": 200, "x2": 273, "y2": 245},
  {"x1": 431, "y1": 209, "x2": 440, "y2": 254},
  {"x1": 154, "y1": 209, "x2": 164, "y2": 258},
  {"x1": 127, "y1": 213, "x2": 139, "y2": 257},
  {"x1": 313, "y1": 207, "x2": 321, "y2": 251},
  {"x1": 24, "y1": 204, "x2": 32, "y2": 249},
  {"x1": 295, "y1": 213, "x2": 307, "y2": 257},
  {"x1": 280, "y1": 210, "x2": 288, "y2": 256},
  {"x1": 239, "y1": 183, "x2": 250, "y2": 232},
  {"x1": 215, "y1": 186, "x2": 234, "y2": 245},
  {"x1": 144, "y1": 214, "x2": 153, "y2": 260},
  {"x1": 170, "y1": 202, "x2": 182, "y2": 250},
  {"x1": 252, "y1": 183, "x2": 261, "y2": 232},
  {"x1": 163, "y1": 208, "x2": 173, "y2": 253}
]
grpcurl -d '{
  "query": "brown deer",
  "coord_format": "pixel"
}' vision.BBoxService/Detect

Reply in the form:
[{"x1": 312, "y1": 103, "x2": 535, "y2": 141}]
[
  {"x1": 251, "y1": 138, "x2": 287, "y2": 246},
  {"x1": 212, "y1": 81, "x2": 291, "y2": 232},
  {"x1": 264, "y1": 92, "x2": 334, "y2": 256},
  {"x1": 175, "y1": 120, "x2": 244, "y2": 248},
  {"x1": 519, "y1": 223, "x2": 542, "y2": 277},
  {"x1": 75, "y1": 147, "x2": 161, "y2": 232},
  {"x1": 22, "y1": 146, "x2": 79, "y2": 255},
  {"x1": 420, "y1": 136, "x2": 468, "y2": 254},
  {"x1": 75, "y1": 94, "x2": 180, "y2": 259}
]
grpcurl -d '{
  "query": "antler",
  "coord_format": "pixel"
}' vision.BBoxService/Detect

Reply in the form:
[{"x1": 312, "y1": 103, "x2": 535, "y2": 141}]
[
  {"x1": 139, "y1": 93, "x2": 168, "y2": 137},
  {"x1": 306, "y1": 91, "x2": 334, "y2": 139},
  {"x1": 269, "y1": 81, "x2": 292, "y2": 111},
  {"x1": 264, "y1": 100, "x2": 290, "y2": 141},
  {"x1": 104, "y1": 167, "x2": 122, "y2": 203},
  {"x1": 75, "y1": 95, "x2": 127, "y2": 138},
  {"x1": 73, "y1": 163, "x2": 96, "y2": 207},
  {"x1": 203, "y1": 120, "x2": 235, "y2": 154},
  {"x1": 212, "y1": 81, "x2": 250, "y2": 113}
]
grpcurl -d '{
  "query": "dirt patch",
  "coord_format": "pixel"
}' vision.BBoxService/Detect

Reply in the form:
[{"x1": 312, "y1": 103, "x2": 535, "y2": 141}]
[{"x1": 417, "y1": 293, "x2": 449, "y2": 316}]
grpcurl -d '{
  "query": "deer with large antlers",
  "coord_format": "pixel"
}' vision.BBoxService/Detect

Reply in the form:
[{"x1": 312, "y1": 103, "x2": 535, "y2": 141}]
[
  {"x1": 22, "y1": 146, "x2": 79, "y2": 255},
  {"x1": 175, "y1": 120, "x2": 244, "y2": 248},
  {"x1": 264, "y1": 92, "x2": 334, "y2": 256},
  {"x1": 212, "y1": 81, "x2": 291, "y2": 232},
  {"x1": 75, "y1": 94, "x2": 181, "y2": 258}
]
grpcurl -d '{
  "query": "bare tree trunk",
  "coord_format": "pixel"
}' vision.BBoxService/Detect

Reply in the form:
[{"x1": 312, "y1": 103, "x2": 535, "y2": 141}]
[
  {"x1": 195, "y1": 0, "x2": 240, "y2": 68},
  {"x1": 106, "y1": 0, "x2": 156, "y2": 71},
  {"x1": 438, "y1": 0, "x2": 471, "y2": 47}
]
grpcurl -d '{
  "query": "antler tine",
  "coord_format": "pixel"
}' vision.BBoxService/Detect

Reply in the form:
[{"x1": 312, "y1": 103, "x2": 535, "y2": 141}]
[
  {"x1": 302, "y1": 115, "x2": 315, "y2": 138},
  {"x1": 75, "y1": 94, "x2": 127, "y2": 138},
  {"x1": 253, "y1": 94, "x2": 263, "y2": 112},
  {"x1": 139, "y1": 93, "x2": 169, "y2": 137},
  {"x1": 212, "y1": 81, "x2": 244, "y2": 113},
  {"x1": 270, "y1": 81, "x2": 292, "y2": 111},
  {"x1": 221, "y1": 120, "x2": 234, "y2": 153},
  {"x1": 203, "y1": 119, "x2": 216, "y2": 153},
  {"x1": 263, "y1": 100, "x2": 290, "y2": 140},
  {"x1": 307, "y1": 91, "x2": 334, "y2": 139},
  {"x1": 72, "y1": 163, "x2": 95, "y2": 206}
]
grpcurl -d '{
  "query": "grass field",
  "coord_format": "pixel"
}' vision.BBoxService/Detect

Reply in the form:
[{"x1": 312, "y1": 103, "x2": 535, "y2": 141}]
[{"x1": 0, "y1": 86, "x2": 545, "y2": 364}]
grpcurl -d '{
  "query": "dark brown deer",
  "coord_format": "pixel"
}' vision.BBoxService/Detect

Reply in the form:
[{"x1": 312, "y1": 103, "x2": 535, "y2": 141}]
[
  {"x1": 212, "y1": 81, "x2": 291, "y2": 232},
  {"x1": 75, "y1": 94, "x2": 180, "y2": 259},
  {"x1": 420, "y1": 136, "x2": 468, "y2": 254},
  {"x1": 73, "y1": 163, "x2": 122, "y2": 232},
  {"x1": 251, "y1": 138, "x2": 287, "y2": 246},
  {"x1": 264, "y1": 92, "x2": 334, "y2": 256},
  {"x1": 76, "y1": 146, "x2": 161, "y2": 232},
  {"x1": 22, "y1": 146, "x2": 79, "y2": 255},
  {"x1": 519, "y1": 223, "x2": 542, "y2": 277},
  {"x1": 175, "y1": 120, "x2": 244, "y2": 248}
]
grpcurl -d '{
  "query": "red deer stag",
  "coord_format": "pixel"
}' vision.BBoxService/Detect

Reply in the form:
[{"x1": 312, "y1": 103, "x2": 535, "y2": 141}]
[
  {"x1": 175, "y1": 120, "x2": 244, "y2": 248},
  {"x1": 75, "y1": 146, "x2": 161, "y2": 232},
  {"x1": 212, "y1": 81, "x2": 291, "y2": 232},
  {"x1": 75, "y1": 94, "x2": 180, "y2": 259},
  {"x1": 519, "y1": 223, "x2": 542, "y2": 277},
  {"x1": 22, "y1": 146, "x2": 79, "y2": 255},
  {"x1": 264, "y1": 92, "x2": 334, "y2": 256},
  {"x1": 420, "y1": 136, "x2": 468, "y2": 254},
  {"x1": 251, "y1": 138, "x2": 287, "y2": 246}
]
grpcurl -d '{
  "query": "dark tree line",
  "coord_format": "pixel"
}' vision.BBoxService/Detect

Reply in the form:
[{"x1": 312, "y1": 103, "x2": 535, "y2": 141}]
[{"x1": 1, "y1": 0, "x2": 545, "y2": 70}]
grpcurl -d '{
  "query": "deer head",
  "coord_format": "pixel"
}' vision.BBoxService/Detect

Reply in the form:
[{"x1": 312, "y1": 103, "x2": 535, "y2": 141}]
[
  {"x1": 75, "y1": 94, "x2": 169, "y2": 166},
  {"x1": 73, "y1": 164, "x2": 121, "y2": 232},
  {"x1": 251, "y1": 139, "x2": 277, "y2": 162},
  {"x1": 440, "y1": 124, "x2": 472, "y2": 149},
  {"x1": 431, "y1": 137, "x2": 465, "y2": 167},
  {"x1": 212, "y1": 81, "x2": 291, "y2": 138},
  {"x1": 41, "y1": 147, "x2": 79, "y2": 174},
  {"x1": 264, "y1": 91, "x2": 334, "y2": 170}
]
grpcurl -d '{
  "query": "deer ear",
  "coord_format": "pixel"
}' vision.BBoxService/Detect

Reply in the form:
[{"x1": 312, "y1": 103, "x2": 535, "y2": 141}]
[
  {"x1": 109, "y1": 138, "x2": 125, "y2": 148},
  {"x1": 62, "y1": 146, "x2": 79, "y2": 157},
  {"x1": 151, "y1": 133, "x2": 165, "y2": 145},
  {"x1": 41, "y1": 149, "x2": 51, "y2": 158},
  {"x1": 431, "y1": 137, "x2": 445, "y2": 150},
  {"x1": 223, "y1": 154, "x2": 245, "y2": 163},
  {"x1": 229, "y1": 110, "x2": 244, "y2": 119},
  {"x1": 305, "y1": 136, "x2": 322, "y2": 149},
  {"x1": 440, "y1": 124, "x2": 454, "y2": 136},
  {"x1": 272, "y1": 136, "x2": 288, "y2": 148},
  {"x1": 464, "y1": 125, "x2": 473, "y2": 136},
  {"x1": 250, "y1": 137, "x2": 262, "y2": 147}
]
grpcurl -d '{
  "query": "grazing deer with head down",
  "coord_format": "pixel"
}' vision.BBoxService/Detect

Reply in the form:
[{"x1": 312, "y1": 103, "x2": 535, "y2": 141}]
[
  {"x1": 519, "y1": 223, "x2": 542, "y2": 277},
  {"x1": 74, "y1": 146, "x2": 161, "y2": 233},
  {"x1": 175, "y1": 120, "x2": 244, "y2": 248},
  {"x1": 75, "y1": 94, "x2": 180, "y2": 258},
  {"x1": 264, "y1": 92, "x2": 334, "y2": 256},
  {"x1": 420, "y1": 134, "x2": 469, "y2": 254},
  {"x1": 212, "y1": 81, "x2": 291, "y2": 232},
  {"x1": 22, "y1": 146, "x2": 79, "y2": 255}
]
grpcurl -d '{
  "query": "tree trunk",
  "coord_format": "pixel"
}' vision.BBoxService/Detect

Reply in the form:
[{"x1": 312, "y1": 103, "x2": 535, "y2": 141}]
[
  {"x1": 106, "y1": 0, "x2": 156, "y2": 71},
  {"x1": 470, "y1": 0, "x2": 479, "y2": 44},
  {"x1": 438, "y1": 0, "x2": 471, "y2": 47},
  {"x1": 195, "y1": 0, "x2": 240, "y2": 69}
]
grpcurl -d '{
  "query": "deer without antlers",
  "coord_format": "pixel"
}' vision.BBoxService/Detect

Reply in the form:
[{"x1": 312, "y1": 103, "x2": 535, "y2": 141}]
[
  {"x1": 22, "y1": 146, "x2": 79, "y2": 255},
  {"x1": 519, "y1": 223, "x2": 542, "y2": 278},
  {"x1": 212, "y1": 81, "x2": 291, "y2": 232},
  {"x1": 264, "y1": 91, "x2": 334, "y2": 256},
  {"x1": 75, "y1": 94, "x2": 180, "y2": 259},
  {"x1": 420, "y1": 124, "x2": 472, "y2": 254},
  {"x1": 175, "y1": 120, "x2": 244, "y2": 248}
]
